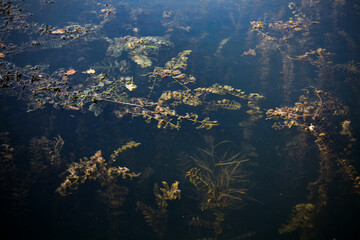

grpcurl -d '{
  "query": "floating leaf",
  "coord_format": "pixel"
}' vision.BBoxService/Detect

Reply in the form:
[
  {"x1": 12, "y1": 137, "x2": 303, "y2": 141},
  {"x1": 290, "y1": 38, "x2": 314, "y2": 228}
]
[
  {"x1": 64, "y1": 69, "x2": 76, "y2": 75},
  {"x1": 51, "y1": 29, "x2": 67, "y2": 35},
  {"x1": 125, "y1": 82, "x2": 137, "y2": 91},
  {"x1": 82, "y1": 68, "x2": 95, "y2": 75}
]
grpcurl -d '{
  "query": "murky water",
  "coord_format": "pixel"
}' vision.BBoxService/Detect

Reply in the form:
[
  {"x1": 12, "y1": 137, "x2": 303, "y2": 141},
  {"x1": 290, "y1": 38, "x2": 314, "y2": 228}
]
[{"x1": 1, "y1": 0, "x2": 360, "y2": 239}]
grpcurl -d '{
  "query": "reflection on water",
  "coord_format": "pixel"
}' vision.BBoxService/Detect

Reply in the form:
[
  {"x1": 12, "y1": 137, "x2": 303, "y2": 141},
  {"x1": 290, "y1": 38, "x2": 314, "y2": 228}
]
[{"x1": 1, "y1": 0, "x2": 360, "y2": 239}]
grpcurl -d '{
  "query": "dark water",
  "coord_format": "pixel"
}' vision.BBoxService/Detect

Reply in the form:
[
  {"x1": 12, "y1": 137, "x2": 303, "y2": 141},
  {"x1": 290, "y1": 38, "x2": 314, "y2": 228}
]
[{"x1": 1, "y1": 0, "x2": 360, "y2": 239}]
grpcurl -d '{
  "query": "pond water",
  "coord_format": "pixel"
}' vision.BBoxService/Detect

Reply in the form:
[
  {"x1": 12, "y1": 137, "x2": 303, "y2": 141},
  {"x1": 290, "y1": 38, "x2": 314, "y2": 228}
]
[{"x1": 1, "y1": 0, "x2": 360, "y2": 239}]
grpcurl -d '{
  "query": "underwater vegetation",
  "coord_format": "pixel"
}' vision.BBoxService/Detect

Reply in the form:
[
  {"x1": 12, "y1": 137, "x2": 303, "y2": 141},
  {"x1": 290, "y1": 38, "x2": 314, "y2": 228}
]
[
  {"x1": 90, "y1": 59, "x2": 131, "y2": 75},
  {"x1": 0, "y1": 0, "x2": 360, "y2": 239},
  {"x1": 56, "y1": 141, "x2": 141, "y2": 196},
  {"x1": 106, "y1": 36, "x2": 172, "y2": 68},
  {"x1": 267, "y1": 88, "x2": 359, "y2": 238},
  {"x1": 137, "y1": 181, "x2": 181, "y2": 239},
  {"x1": 185, "y1": 137, "x2": 250, "y2": 239}
]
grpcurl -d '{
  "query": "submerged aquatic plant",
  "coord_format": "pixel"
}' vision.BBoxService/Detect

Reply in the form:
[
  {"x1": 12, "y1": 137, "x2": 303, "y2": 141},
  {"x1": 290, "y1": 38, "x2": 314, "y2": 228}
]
[
  {"x1": 56, "y1": 142, "x2": 141, "y2": 196},
  {"x1": 267, "y1": 88, "x2": 359, "y2": 237},
  {"x1": 186, "y1": 136, "x2": 249, "y2": 238},
  {"x1": 137, "y1": 181, "x2": 181, "y2": 239}
]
